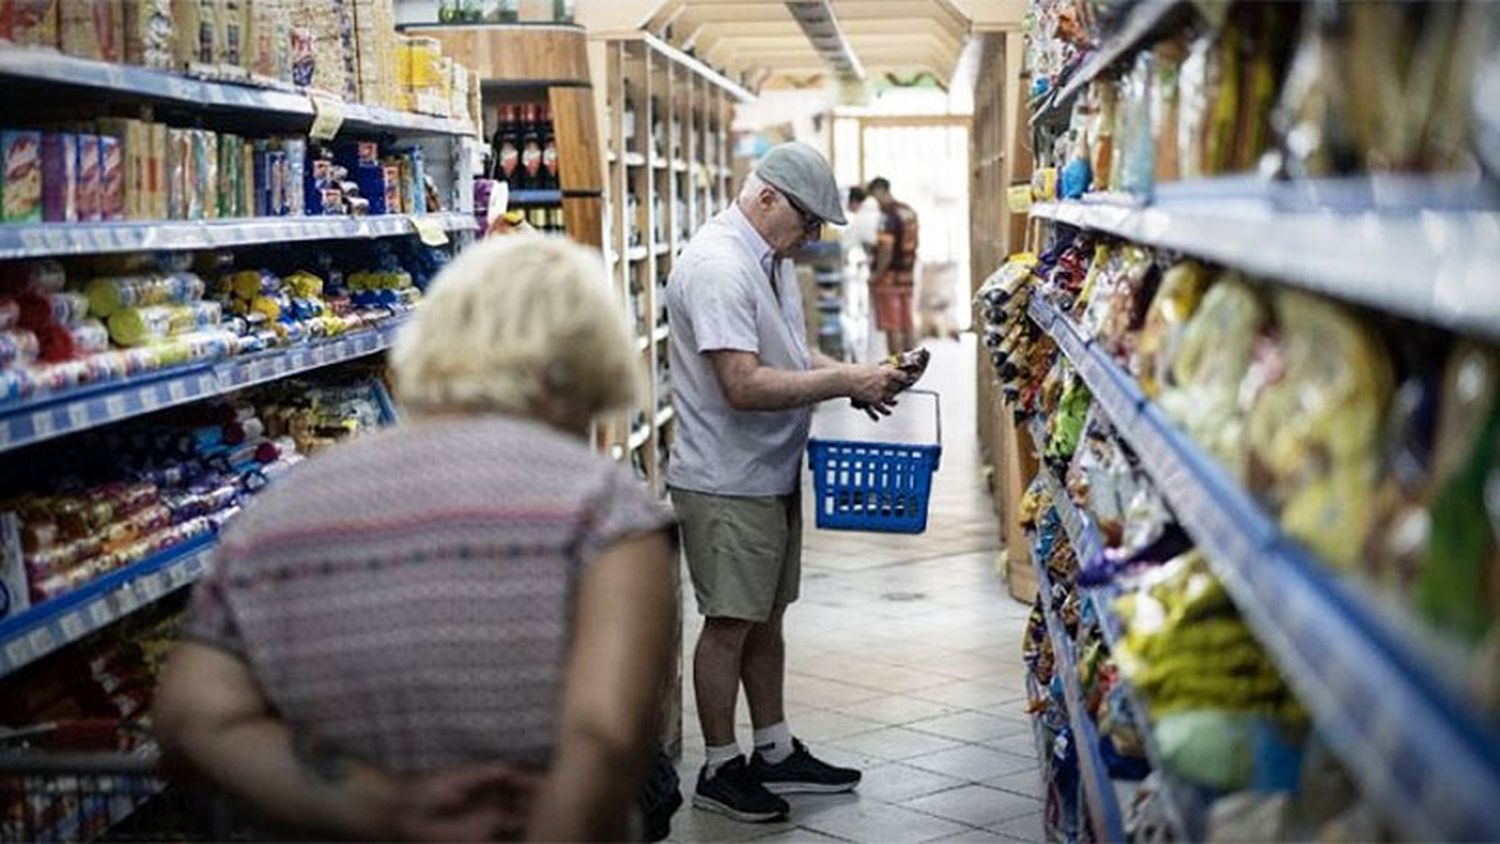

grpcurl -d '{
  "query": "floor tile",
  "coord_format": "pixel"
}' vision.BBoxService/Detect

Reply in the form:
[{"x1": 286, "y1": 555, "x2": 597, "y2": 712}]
[
  {"x1": 984, "y1": 768, "x2": 1045, "y2": 801},
  {"x1": 838, "y1": 695, "x2": 962, "y2": 726},
  {"x1": 670, "y1": 806, "x2": 795, "y2": 842},
  {"x1": 786, "y1": 709, "x2": 887, "y2": 742},
  {"x1": 798, "y1": 801, "x2": 971, "y2": 844},
  {"x1": 830, "y1": 726, "x2": 966, "y2": 762},
  {"x1": 900, "y1": 784, "x2": 1042, "y2": 828},
  {"x1": 910, "y1": 680, "x2": 1019, "y2": 709},
  {"x1": 905, "y1": 745, "x2": 1038, "y2": 782},
  {"x1": 981, "y1": 731, "x2": 1041, "y2": 760},
  {"x1": 749, "y1": 828, "x2": 849, "y2": 843},
  {"x1": 932, "y1": 828, "x2": 1023, "y2": 843},
  {"x1": 986, "y1": 810, "x2": 1047, "y2": 843},
  {"x1": 850, "y1": 763, "x2": 969, "y2": 804},
  {"x1": 907, "y1": 710, "x2": 1030, "y2": 744}
]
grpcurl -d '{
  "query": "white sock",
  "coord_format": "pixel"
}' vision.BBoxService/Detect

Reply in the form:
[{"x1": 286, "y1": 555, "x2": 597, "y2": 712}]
[
  {"x1": 753, "y1": 722, "x2": 795, "y2": 764},
  {"x1": 704, "y1": 742, "x2": 740, "y2": 778}
]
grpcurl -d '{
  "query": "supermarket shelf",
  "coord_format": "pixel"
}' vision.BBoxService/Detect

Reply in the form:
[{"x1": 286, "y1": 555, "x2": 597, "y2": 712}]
[
  {"x1": 652, "y1": 242, "x2": 670, "y2": 256},
  {"x1": 0, "y1": 535, "x2": 214, "y2": 679},
  {"x1": 1030, "y1": 179, "x2": 1500, "y2": 341},
  {"x1": 623, "y1": 152, "x2": 648, "y2": 167},
  {"x1": 1030, "y1": 532, "x2": 1126, "y2": 844},
  {"x1": 1028, "y1": 294, "x2": 1500, "y2": 841},
  {"x1": 0, "y1": 316, "x2": 407, "y2": 454},
  {"x1": 672, "y1": 159, "x2": 689, "y2": 173},
  {"x1": 653, "y1": 325, "x2": 670, "y2": 344},
  {"x1": 0, "y1": 45, "x2": 475, "y2": 137},
  {"x1": 652, "y1": 157, "x2": 670, "y2": 170},
  {"x1": 627, "y1": 245, "x2": 650, "y2": 262},
  {"x1": 1029, "y1": 0, "x2": 1183, "y2": 126},
  {"x1": 636, "y1": 335, "x2": 650, "y2": 353},
  {"x1": 1030, "y1": 437, "x2": 1202, "y2": 841},
  {"x1": 0, "y1": 213, "x2": 476, "y2": 260},
  {"x1": 655, "y1": 405, "x2": 674, "y2": 428}
]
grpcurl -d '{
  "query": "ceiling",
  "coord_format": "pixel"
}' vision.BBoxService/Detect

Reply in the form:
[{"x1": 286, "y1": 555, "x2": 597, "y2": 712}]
[{"x1": 642, "y1": 0, "x2": 1023, "y2": 90}]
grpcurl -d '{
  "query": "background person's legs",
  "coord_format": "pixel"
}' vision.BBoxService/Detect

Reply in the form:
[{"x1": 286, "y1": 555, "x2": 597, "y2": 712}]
[
  {"x1": 694, "y1": 617, "x2": 754, "y2": 748},
  {"x1": 740, "y1": 603, "x2": 787, "y2": 731}
]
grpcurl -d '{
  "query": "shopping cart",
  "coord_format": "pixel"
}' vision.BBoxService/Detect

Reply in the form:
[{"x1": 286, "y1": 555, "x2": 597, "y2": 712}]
[
  {"x1": 807, "y1": 389, "x2": 942, "y2": 534},
  {"x1": 0, "y1": 723, "x2": 238, "y2": 843}
]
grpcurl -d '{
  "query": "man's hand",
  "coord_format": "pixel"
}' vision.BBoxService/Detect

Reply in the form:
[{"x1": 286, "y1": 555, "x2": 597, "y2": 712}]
[
  {"x1": 396, "y1": 762, "x2": 543, "y2": 842},
  {"x1": 847, "y1": 364, "x2": 911, "y2": 420}
]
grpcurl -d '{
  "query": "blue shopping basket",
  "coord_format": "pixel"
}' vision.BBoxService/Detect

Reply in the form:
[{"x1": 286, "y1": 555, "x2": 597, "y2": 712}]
[{"x1": 807, "y1": 389, "x2": 942, "y2": 534}]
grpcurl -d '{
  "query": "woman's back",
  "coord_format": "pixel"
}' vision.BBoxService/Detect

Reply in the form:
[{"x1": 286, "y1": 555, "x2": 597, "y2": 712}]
[{"x1": 184, "y1": 414, "x2": 670, "y2": 775}]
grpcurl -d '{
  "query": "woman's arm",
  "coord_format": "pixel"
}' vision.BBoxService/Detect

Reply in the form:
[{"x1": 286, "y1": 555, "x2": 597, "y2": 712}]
[
  {"x1": 153, "y1": 642, "x2": 399, "y2": 839},
  {"x1": 154, "y1": 644, "x2": 540, "y2": 841},
  {"x1": 526, "y1": 529, "x2": 678, "y2": 841}
]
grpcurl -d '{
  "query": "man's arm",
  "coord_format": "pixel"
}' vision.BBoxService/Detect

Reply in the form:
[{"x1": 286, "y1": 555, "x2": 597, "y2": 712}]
[
  {"x1": 709, "y1": 350, "x2": 906, "y2": 412},
  {"x1": 810, "y1": 350, "x2": 846, "y2": 370}
]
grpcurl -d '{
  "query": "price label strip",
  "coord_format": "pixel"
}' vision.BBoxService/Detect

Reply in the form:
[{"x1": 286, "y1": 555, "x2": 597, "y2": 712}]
[
  {"x1": 409, "y1": 215, "x2": 450, "y2": 247},
  {"x1": 309, "y1": 92, "x2": 346, "y2": 141}
]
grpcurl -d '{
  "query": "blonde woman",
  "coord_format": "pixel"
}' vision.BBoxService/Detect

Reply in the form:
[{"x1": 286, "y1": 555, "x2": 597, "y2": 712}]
[{"x1": 154, "y1": 235, "x2": 678, "y2": 841}]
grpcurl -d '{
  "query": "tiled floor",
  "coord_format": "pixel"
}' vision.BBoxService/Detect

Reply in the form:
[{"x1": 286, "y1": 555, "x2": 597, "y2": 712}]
[{"x1": 671, "y1": 337, "x2": 1045, "y2": 843}]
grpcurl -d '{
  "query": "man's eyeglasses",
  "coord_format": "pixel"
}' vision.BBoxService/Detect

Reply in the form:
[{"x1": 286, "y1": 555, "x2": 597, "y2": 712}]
[{"x1": 782, "y1": 191, "x2": 823, "y2": 234}]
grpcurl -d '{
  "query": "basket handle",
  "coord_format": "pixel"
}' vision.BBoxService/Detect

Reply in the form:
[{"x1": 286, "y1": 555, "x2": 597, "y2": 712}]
[{"x1": 902, "y1": 388, "x2": 941, "y2": 447}]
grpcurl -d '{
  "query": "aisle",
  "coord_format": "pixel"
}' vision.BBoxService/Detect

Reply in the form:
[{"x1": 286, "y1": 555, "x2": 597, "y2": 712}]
[{"x1": 673, "y1": 337, "x2": 1045, "y2": 843}]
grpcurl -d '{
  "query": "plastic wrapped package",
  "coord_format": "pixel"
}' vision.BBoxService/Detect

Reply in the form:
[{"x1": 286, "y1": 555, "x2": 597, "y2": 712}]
[
  {"x1": 1088, "y1": 81, "x2": 1116, "y2": 191},
  {"x1": 1177, "y1": 31, "x2": 1216, "y2": 180},
  {"x1": 1118, "y1": 51, "x2": 1155, "y2": 196},
  {"x1": 1098, "y1": 245, "x2": 1159, "y2": 363},
  {"x1": 1152, "y1": 36, "x2": 1187, "y2": 184},
  {"x1": 123, "y1": 0, "x2": 175, "y2": 69},
  {"x1": 1135, "y1": 259, "x2": 1209, "y2": 398},
  {"x1": 1244, "y1": 292, "x2": 1393, "y2": 570},
  {"x1": 1415, "y1": 343, "x2": 1500, "y2": 644},
  {"x1": 1159, "y1": 274, "x2": 1267, "y2": 481}
]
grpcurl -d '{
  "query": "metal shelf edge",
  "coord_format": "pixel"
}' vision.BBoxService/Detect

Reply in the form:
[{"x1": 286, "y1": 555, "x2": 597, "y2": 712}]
[{"x1": 0, "y1": 536, "x2": 215, "y2": 679}]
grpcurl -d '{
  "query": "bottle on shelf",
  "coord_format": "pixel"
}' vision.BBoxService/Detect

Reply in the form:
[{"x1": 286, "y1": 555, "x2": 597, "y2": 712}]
[
  {"x1": 622, "y1": 82, "x2": 637, "y2": 153},
  {"x1": 540, "y1": 105, "x2": 559, "y2": 190},
  {"x1": 519, "y1": 104, "x2": 544, "y2": 190},
  {"x1": 491, "y1": 104, "x2": 520, "y2": 185},
  {"x1": 650, "y1": 96, "x2": 663, "y2": 158}
]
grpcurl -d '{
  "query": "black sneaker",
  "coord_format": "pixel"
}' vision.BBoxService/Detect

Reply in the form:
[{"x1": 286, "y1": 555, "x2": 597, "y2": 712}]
[
  {"x1": 750, "y1": 738, "x2": 862, "y2": 794},
  {"x1": 693, "y1": 757, "x2": 790, "y2": 823}
]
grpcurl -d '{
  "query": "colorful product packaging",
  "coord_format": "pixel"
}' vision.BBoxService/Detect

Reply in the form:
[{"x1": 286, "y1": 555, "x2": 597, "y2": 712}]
[
  {"x1": 94, "y1": 119, "x2": 143, "y2": 220},
  {"x1": 165, "y1": 128, "x2": 189, "y2": 219},
  {"x1": 0, "y1": 0, "x2": 60, "y2": 47},
  {"x1": 2, "y1": 130, "x2": 42, "y2": 223},
  {"x1": 40, "y1": 132, "x2": 77, "y2": 223},
  {"x1": 76, "y1": 133, "x2": 100, "y2": 222},
  {"x1": 172, "y1": 0, "x2": 215, "y2": 68},
  {"x1": 0, "y1": 512, "x2": 29, "y2": 621},
  {"x1": 123, "y1": 0, "x2": 176, "y2": 69},
  {"x1": 218, "y1": 0, "x2": 245, "y2": 74},
  {"x1": 282, "y1": 138, "x2": 305, "y2": 216},
  {"x1": 59, "y1": 0, "x2": 124, "y2": 63},
  {"x1": 99, "y1": 135, "x2": 124, "y2": 221},
  {"x1": 147, "y1": 122, "x2": 167, "y2": 219}
]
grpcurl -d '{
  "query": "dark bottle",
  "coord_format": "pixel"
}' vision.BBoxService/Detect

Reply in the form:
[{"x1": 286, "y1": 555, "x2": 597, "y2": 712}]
[
  {"x1": 492, "y1": 104, "x2": 520, "y2": 184},
  {"x1": 520, "y1": 103, "x2": 544, "y2": 191},
  {"x1": 540, "y1": 105, "x2": 559, "y2": 190}
]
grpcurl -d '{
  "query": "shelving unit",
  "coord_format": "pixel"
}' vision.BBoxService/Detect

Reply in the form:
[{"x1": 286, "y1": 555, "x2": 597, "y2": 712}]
[
  {"x1": 1030, "y1": 178, "x2": 1500, "y2": 341},
  {"x1": 597, "y1": 30, "x2": 751, "y2": 495},
  {"x1": 1027, "y1": 0, "x2": 1184, "y2": 127},
  {"x1": 1025, "y1": 294, "x2": 1500, "y2": 841},
  {"x1": 424, "y1": 23, "x2": 606, "y2": 248},
  {"x1": 1029, "y1": 419, "x2": 1204, "y2": 841},
  {"x1": 1028, "y1": 514, "x2": 1125, "y2": 843},
  {"x1": 0, "y1": 30, "x2": 474, "y2": 838}
]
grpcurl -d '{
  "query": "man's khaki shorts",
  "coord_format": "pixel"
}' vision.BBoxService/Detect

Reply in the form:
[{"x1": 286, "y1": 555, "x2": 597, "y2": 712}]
[{"x1": 669, "y1": 487, "x2": 801, "y2": 623}]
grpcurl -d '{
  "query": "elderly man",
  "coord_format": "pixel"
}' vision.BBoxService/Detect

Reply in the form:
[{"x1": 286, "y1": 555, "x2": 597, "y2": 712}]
[{"x1": 666, "y1": 143, "x2": 913, "y2": 823}]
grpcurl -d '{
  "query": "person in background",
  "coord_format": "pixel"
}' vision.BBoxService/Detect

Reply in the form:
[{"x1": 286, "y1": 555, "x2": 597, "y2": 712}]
[
  {"x1": 867, "y1": 177, "x2": 921, "y2": 356},
  {"x1": 844, "y1": 186, "x2": 881, "y2": 260},
  {"x1": 153, "y1": 235, "x2": 679, "y2": 842},
  {"x1": 666, "y1": 142, "x2": 916, "y2": 824}
]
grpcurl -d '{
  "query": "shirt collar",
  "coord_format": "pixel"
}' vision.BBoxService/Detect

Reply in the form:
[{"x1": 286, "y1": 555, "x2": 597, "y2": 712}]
[{"x1": 725, "y1": 204, "x2": 776, "y2": 275}]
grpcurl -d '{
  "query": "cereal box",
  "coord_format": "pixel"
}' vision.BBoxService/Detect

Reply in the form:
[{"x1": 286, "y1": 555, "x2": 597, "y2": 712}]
[
  {"x1": 1, "y1": 0, "x2": 59, "y2": 48},
  {"x1": 2, "y1": 130, "x2": 43, "y2": 223},
  {"x1": 100, "y1": 135, "x2": 124, "y2": 221},
  {"x1": 41, "y1": 132, "x2": 77, "y2": 223},
  {"x1": 76, "y1": 133, "x2": 100, "y2": 222}
]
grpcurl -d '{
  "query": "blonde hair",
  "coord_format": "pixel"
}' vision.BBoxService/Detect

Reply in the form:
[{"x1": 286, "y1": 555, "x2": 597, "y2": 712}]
[{"x1": 390, "y1": 235, "x2": 637, "y2": 418}]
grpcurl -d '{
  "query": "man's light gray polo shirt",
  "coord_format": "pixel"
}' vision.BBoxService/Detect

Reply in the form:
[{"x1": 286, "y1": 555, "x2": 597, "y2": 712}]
[{"x1": 665, "y1": 204, "x2": 813, "y2": 497}]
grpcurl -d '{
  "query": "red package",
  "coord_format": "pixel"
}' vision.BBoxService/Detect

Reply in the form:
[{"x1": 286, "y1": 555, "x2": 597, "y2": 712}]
[
  {"x1": 76, "y1": 134, "x2": 100, "y2": 222},
  {"x1": 99, "y1": 135, "x2": 123, "y2": 221}
]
